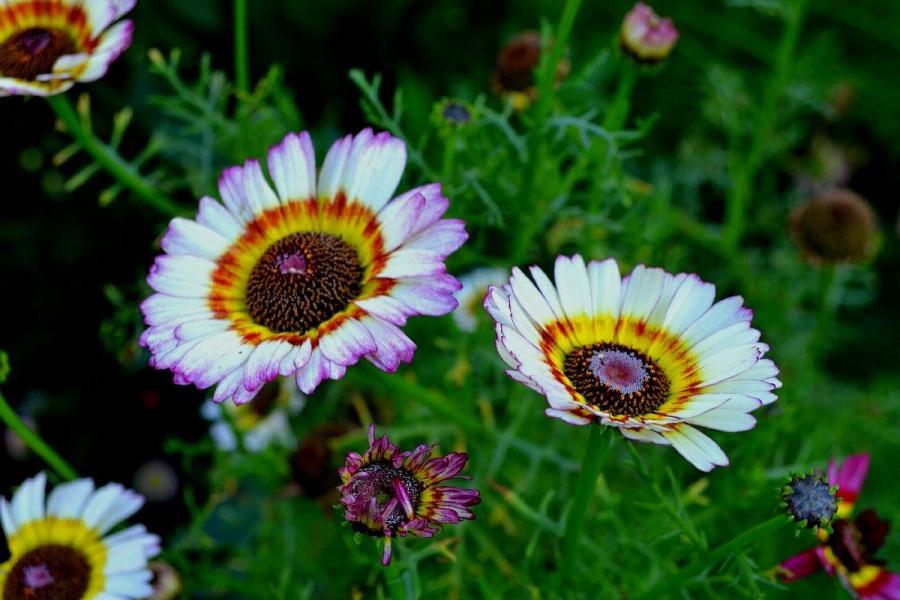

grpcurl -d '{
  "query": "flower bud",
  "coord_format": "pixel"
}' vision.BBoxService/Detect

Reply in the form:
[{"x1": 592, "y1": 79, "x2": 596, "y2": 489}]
[{"x1": 619, "y1": 3, "x2": 679, "y2": 64}]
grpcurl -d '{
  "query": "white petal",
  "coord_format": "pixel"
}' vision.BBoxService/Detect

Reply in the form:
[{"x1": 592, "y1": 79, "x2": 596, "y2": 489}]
[
  {"x1": 47, "y1": 479, "x2": 95, "y2": 518},
  {"x1": 696, "y1": 344, "x2": 767, "y2": 387},
  {"x1": 197, "y1": 196, "x2": 243, "y2": 241},
  {"x1": 554, "y1": 255, "x2": 592, "y2": 320},
  {"x1": 688, "y1": 409, "x2": 757, "y2": 432},
  {"x1": 147, "y1": 255, "x2": 214, "y2": 298},
  {"x1": 242, "y1": 341, "x2": 292, "y2": 390},
  {"x1": 545, "y1": 408, "x2": 592, "y2": 425},
  {"x1": 378, "y1": 250, "x2": 446, "y2": 279},
  {"x1": 664, "y1": 424, "x2": 729, "y2": 472},
  {"x1": 161, "y1": 218, "x2": 231, "y2": 260},
  {"x1": 376, "y1": 192, "x2": 425, "y2": 252},
  {"x1": 0, "y1": 498, "x2": 17, "y2": 536},
  {"x1": 267, "y1": 131, "x2": 316, "y2": 202},
  {"x1": 529, "y1": 266, "x2": 566, "y2": 321},
  {"x1": 679, "y1": 296, "x2": 752, "y2": 348},
  {"x1": 342, "y1": 131, "x2": 407, "y2": 212},
  {"x1": 619, "y1": 265, "x2": 666, "y2": 322},
  {"x1": 660, "y1": 275, "x2": 716, "y2": 336},
  {"x1": 317, "y1": 133, "x2": 354, "y2": 201},
  {"x1": 509, "y1": 267, "x2": 558, "y2": 325},
  {"x1": 587, "y1": 258, "x2": 622, "y2": 320},
  {"x1": 175, "y1": 332, "x2": 253, "y2": 389},
  {"x1": 620, "y1": 427, "x2": 670, "y2": 445},
  {"x1": 278, "y1": 340, "x2": 313, "y2": 376},
  {"x1": 319, "y1": 319, "x2": 377, "y2": 366}
]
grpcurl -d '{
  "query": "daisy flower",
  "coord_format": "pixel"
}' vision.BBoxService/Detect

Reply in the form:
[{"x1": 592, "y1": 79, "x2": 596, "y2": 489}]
[
  {"x1": 484, "y1": 255, "x2": 780, "y2": 471},
  {"x1": 141, "y1": 129, "x2": 467, "y2": 402},
  {"x1": 778, "y1": 454, "x2": 900, "y2": 599},
  {"x1": 201, "y1": 377, "x2": 304, "y2": 452},
  {"x1": 339, "y1": 424, "x2": 480, "y2": 565},
  {"x1": 0, "y1": 0, "x2": 134, "y2": 97},
  {"x1": 453, "y1": 267, "x2": 507, "y2": 332},
  {"x1": 0, "y1": 472, "x2": 160, "y2": 599}
]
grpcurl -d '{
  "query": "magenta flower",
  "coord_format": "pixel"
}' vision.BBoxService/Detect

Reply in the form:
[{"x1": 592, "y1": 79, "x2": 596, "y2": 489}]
[
  {"x1": 338, "y1": 424, "x2": 480, "y2": 565},
  {"x1": 778, "y1": 454, "x2": 900, "y2": 598},
  {"x1": 619, "y1": 2, "x2": 679, "y2": 64}
]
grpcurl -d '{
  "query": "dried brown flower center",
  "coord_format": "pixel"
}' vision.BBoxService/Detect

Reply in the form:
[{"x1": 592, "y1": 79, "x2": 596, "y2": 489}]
[
  {"x1": 2, "y1": 544, "x2": 90, "y2": 600},
  {"x1": 0, "y1": 28, "x2": 77, "y2": 81},
  {"x1": 350, "y1": 461, "x2": 422, "y2": 534},
  {"x1": 564, "y1": 342, "x2": 670, "y2": 417},
  {"x1": 246, "y1": 232, "x2": 363, "y2": 333}
]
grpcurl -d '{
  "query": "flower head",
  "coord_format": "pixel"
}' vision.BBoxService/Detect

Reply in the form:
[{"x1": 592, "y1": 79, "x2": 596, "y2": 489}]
[
  {"x1": 141, "y1": 129, "x2": 467, "y2": 403},
  {"x1": 201, "y1": 377, "x2": 305, "y2": 452},
  {"x1": 147, "y1": 561, "x2": 182, "y2": 600},
  {"x1": 485, "y1": 256, "x2": 780, "y2": 471},
  {"x1": 0, "y1": 472, "x2": 160, "y2": 599},
  {"x1": 790, "y1": 188, "x2": 879, "y2": 265},
  {"x1": 781, "y1": 472, "x2": 837, "y2": 530},
  {"x1": 453, "y1": 267, "x2": 507, "y2": 332},
  {"x1": 0, "y1": 0, "x2": 134, "y2": 97},
  {"x1": 619, "y1": 2, "x2": 679, "y2": 65},
  {"x1": 492, "y1": 31, "x2": 570, "y2": 110},
  {"x1": 338, "y1": 424, "x2": 480, "y2": 565},
  {"x1": 778, "y1": 454, "x2": 900, "y2": 599}
]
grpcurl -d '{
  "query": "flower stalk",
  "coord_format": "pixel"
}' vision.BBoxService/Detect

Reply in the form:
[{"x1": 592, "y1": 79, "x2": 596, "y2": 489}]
[
  {"x1": 0, "y1": 391, "x2": 78, "y2": 481},
  {"x1": 46, "y1": 94, "x2": 183, "y2": 217},
  {"x1": 233, "y1": 0, "x2": 250, "y2": 93},
  {"x1": 559, "y1": 425, "x2": 608, "y2": 581}
]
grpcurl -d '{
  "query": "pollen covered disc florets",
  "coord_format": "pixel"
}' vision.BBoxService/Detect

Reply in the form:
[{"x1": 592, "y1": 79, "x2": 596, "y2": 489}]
[
  {"x1": 141, "y1": 129, "x2": 468, "y2": 403},
  {"x1": 246, "y1": 232, "x2": 363, "y2": 333},
  {"x1": 0, "y1": 0, "x2": 135, "y2": 97},
  {"x1": 338, "y1": 425, "x2": 480, "y2": 565},
  {"x1": 484, "y1": 255, "x2": 780, "y2": 472}
]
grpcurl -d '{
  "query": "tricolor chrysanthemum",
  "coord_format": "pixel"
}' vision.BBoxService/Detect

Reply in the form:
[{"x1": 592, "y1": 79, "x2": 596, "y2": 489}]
[
  {"x1": 779, "y1": 454, "x2": 900, "y2": 599},
  {"x1": 0, "y1": 0, "x2": 134, "y2": 97},
  {"x1": 141, "y1": 129, "x2": 467, "y2": 403},
  {"x1": 484, "y1": 256, "x2": 780, "y2": 471},
  {"x1": 339, "y1": 424, "x2": 480, "y2": 565},
  {"x1": 0, "y1": 473, "x2": 160, "y2": 600}
]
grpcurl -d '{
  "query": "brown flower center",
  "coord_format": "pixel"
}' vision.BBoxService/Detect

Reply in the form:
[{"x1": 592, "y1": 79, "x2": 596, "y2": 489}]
[
  {"x1": 828, "y1": 510, "x2": 890, "y2": 573},
  {"x1": 2, "y1": 544, "x2": 90, "y2": 600},
  {"x1": 0, "y1": 28, "x2": 77, "y2": 81},
  {"x1": 564, "y1": 342, "x2": 670, "y2": 417},
  {"x1": 246, "y1": 232, "x2": 363, "y2": 333}
]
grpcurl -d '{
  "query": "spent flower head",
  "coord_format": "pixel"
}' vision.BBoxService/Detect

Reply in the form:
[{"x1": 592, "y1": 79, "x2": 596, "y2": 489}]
[
  {"x1": 338, "y1": 424, "x2": 480, "y2": 565},
  {"x1": 781, "y1": 472, "x2": 838, "y2": 531},
  {"x1": 790, "y1": 188, "x2": 879, "y2": 265},
  {"x1": 492, "y1": 31, "x2": 570, "y2": 110},
  {"x1": 619, "y1": 2, "x2": 679, "y2": 65}
]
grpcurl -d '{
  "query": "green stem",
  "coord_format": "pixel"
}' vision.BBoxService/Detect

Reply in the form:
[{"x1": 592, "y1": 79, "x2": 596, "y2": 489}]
[
  {"x1": 0, "y1": 391, "x2": 78, "y2": 481},
  {"x1": 723, "y1": 0, "x2": 807, "y2": 250},
  {"x1": 633, "y1": 515, "x2": 789, "y2": 599},
  {"x1": 46, "y1": 95, "x2": 183, "y2": 217},
  {"x1": 559, "y1": 426, "x2": 608, "y2": 581},
  {"x1": 511, "y1": 0, "x2": 584, "y2": 262},
  {"x1": 233, "y1": 0, "x2": 250, "y2": 93}
]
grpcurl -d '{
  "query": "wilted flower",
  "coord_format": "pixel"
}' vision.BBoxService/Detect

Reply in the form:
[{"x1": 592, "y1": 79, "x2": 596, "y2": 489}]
[
  {"x1": 134, "y1": 459, "x2": 179, "y2": 503},
  {"x1": 0, "y1": 472, "x2": 160, "y2": 599},
  {"x1": 778, "y1": 454, "x2": 900, "y2": 599},
  {"x1": 453, "y1": 267, "x2": 507, "y2": 332},
  {"x1": 339, "y1": 424, "x2": 480, "y2": 565},
  {"x1": 201, "y1": 377, "x2": 305, "y2": 453},
  {"x1": 485, "y1": 256, "x2": 779, "y2": 471},
  {"x1": 619, "y1": 2, "x2": 679, "y2": 65},
  {"x1": 492, "y1": 31, "x2": 570, "y2": 110},
  {"x1": 0, "y1": 0, "x2": 134, "y2": 97},
  {"x1": 790, "y1": 188, "x2": 879, "y2": 265},
  {"x1": 781, "y1": 472, "x2": 837, "y2": 530},
  {"x1": 141, "y1": 129, "x2": 467, "y2": 402}
]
